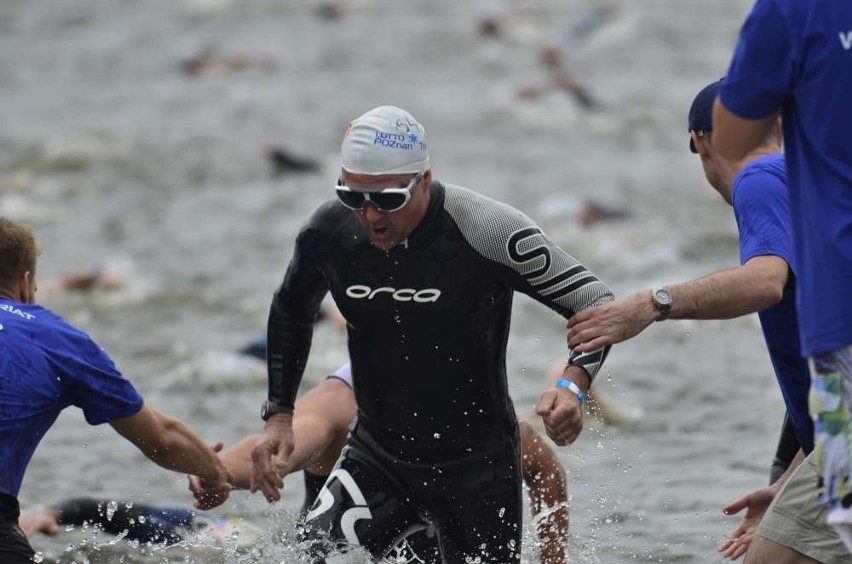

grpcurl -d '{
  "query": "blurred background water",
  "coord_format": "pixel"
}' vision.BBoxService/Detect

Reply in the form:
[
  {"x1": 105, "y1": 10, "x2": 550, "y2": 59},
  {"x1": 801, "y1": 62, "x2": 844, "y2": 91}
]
[{"x1": 0, "y1": 0, "x2": 784, "y2": 562}]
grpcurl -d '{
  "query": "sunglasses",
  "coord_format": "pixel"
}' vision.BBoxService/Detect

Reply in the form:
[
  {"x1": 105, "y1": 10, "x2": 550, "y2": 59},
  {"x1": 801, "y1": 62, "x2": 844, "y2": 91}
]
[{"x1": 335, "y1": 173, "x2": 422, "y2": 213}]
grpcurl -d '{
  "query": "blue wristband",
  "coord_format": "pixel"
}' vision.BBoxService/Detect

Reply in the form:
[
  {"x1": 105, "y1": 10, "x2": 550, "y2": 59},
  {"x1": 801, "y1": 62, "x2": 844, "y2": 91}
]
[{"x1": 555, "y1": 378, "x2": 585, "y2": 406}]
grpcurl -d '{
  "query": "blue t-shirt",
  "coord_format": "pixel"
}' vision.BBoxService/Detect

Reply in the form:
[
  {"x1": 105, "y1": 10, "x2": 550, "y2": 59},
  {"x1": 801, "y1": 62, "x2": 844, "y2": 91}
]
[
  {"x1": 0, "y1": 299, "x2": 144, "y2": 497},
  {"x1": 732, "y1": 154, "x2": 813, "y2": 453},
  {"x1": 720, "y1": 0, "x2": 852, "y2": 357}
]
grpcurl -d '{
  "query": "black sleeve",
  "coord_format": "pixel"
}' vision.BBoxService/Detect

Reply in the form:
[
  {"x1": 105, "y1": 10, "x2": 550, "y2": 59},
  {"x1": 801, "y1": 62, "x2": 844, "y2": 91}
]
[
  {"x1": 267, "y1": 228, "x2": 329, "y2": 410},
  {"x1": 54, "y1": 498, "x2": 190, "y2": 544},
  {"x1": 770, "y1": 412, "x2": 801, "y2": 485}
]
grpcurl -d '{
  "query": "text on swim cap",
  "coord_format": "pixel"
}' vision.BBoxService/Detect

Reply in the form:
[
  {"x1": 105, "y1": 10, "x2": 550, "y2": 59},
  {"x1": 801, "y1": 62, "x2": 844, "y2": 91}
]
[{"x1": 373, "y1": 131, "x2": 427, "y2": 151}]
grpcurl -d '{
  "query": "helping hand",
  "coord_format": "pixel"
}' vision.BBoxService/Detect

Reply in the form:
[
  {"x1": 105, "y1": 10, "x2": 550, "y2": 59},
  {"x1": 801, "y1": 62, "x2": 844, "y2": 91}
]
[
  {"x1": 189, "y1": 441, "x2": 234, "y2": 510},
  {"x1": 717, "y1": 486, "x2": 776, "y2": 560},
  {"x1": 568, "y1": 293, "x2": 658, "y2": 353},
  {"x1": 250, "y1": 414, "x2": 295, "y2": 503}
]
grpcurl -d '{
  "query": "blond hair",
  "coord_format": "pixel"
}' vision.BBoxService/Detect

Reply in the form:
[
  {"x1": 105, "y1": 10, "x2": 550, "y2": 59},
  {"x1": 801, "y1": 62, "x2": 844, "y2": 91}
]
[{"x1": 0, "y1": 217, "x2": 39, "y2": 290}]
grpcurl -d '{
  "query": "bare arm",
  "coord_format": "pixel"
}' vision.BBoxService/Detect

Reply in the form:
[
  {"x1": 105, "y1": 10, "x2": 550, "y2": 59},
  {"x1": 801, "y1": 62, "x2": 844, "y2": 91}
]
[
  {"x1": 568, "y1": 255, "x2": 789, "y2": 352},
  {"x1": 110, "y1": 403, "x2": 229, "y2": 485},
  {"x1": 230, "y1": 378, "x2": 355, "y2": 489},
  {"x1": 194, "y1": 376, "x2": 356, "y2": 507},
  {"x1": 712, "y1": 98, "x2": 779, "y2": 163},
  {"x1": 520, "y1": 421, "x2": 568, "y2": 564}
]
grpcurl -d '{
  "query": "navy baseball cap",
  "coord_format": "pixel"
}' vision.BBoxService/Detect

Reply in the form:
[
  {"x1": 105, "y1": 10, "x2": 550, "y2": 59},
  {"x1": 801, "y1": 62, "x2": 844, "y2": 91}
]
[{"x1": 688, "y1": 78, "x2": 724, "y2": 153}]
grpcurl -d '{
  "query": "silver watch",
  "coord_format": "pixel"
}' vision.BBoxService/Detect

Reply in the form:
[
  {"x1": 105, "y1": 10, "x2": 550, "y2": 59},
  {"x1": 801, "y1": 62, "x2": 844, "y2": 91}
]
[{"x1": 651, "y1": 287, "x2": 673, "y2": 320}]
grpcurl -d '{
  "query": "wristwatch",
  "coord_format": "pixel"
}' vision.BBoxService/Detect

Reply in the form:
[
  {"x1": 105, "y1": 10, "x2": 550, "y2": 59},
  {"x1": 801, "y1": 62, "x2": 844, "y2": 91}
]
[
  {"x1": 260, "y1": 399, "x2": 292, "y2": 421},
  {"x1": 651, "y1": 287, "x2": 673, "y2": 321}
]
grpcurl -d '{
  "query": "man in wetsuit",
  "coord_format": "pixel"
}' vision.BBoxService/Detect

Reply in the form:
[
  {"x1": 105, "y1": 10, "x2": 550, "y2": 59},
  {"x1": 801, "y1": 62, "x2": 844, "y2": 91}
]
[{"x1": 249, "y1": 105, "x2": 613, "y2": 562}]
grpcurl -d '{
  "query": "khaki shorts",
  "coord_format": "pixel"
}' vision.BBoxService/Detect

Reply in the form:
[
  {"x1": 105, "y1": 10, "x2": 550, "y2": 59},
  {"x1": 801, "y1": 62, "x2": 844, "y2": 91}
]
[{"x1": 757, "y1": 452, "x2": 850, "y2": 563}]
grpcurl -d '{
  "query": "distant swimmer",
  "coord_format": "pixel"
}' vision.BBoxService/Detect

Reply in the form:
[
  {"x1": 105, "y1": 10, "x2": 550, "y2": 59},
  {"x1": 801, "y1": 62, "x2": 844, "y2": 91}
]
[
  {"x1": 261, "y1": 143, "x2": 321, "y2": 175},
  {"x1": 515, "y1": 45, "x2": 601, "y2": 110},
  {"x1": 178, "y1": 47, "x2": 280, "y2": 77},
  {"x1": 38, "y1": 265, "x2": 126, "y2": 294}
]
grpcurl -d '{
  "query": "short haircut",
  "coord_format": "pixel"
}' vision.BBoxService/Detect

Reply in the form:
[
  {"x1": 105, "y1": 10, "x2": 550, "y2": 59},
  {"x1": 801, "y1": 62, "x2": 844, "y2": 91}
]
[{"x1": 0, "y1": 217, "x2": 39, "y2": 289}]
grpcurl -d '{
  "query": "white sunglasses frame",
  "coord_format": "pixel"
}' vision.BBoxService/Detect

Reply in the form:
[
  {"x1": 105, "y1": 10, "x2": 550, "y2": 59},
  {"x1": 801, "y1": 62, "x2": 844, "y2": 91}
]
[{"x1": 334, "y1": 173, "x2": 422, "y2": 213}]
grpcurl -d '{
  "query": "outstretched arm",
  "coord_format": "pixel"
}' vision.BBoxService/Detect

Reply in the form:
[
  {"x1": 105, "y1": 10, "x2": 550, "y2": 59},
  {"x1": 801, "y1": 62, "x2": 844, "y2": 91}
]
[
  {"x1": 568, "y1": 255, "x2": 789, "y2": 352},
  {"x1": 193, "y1": 376, "x2": 356, "y2": 508},
  {"x1": 520, "y1": 421, "x2": 568, "y2": 564},
  {"x1": 110, "y1": 403, "x2": 230, "y2": 490}
]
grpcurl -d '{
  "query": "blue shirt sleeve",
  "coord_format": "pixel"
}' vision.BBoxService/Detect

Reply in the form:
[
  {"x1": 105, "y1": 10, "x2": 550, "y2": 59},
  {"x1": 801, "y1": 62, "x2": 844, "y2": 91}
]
[
  {"x1": 732, "y1": 165, "x2": 796, "y2": 274},
  {"x1": 721, "y1": 0, "x2": 796, "y2": 119},
  {"x1": 62, "y1": 330, "x2": 144, "y2": 425}
]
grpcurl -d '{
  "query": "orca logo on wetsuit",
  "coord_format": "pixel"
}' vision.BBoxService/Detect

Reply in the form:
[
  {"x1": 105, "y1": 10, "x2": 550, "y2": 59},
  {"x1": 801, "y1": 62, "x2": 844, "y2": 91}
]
[
  {"x1": 304, "y1": 468, "x2": 373, "y2": 546},
  {"x1": 345, "y1": 285, "x2": 441, "y2": 303}
]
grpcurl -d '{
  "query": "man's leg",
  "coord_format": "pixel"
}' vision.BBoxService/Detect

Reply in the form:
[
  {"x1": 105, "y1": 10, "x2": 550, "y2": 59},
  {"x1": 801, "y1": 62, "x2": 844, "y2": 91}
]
[
  {"x1": 300, "y1": 443, "x2": 426, "y2": 560},
  {"x1": 745, "y1": 536, "x2": 820, "y2": 564},
  {"x1": 432, "y1": 442, "x2": 523, "y2": 563},
  {"x1": 747, "y1": 452, "x2": 847, "y2": 563}
]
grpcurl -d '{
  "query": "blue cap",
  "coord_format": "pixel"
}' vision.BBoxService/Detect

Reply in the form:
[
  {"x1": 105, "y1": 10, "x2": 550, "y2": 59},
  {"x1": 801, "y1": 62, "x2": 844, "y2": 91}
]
[{"x1": 688, "y1": 78, "x2": 723, "y2": 153}]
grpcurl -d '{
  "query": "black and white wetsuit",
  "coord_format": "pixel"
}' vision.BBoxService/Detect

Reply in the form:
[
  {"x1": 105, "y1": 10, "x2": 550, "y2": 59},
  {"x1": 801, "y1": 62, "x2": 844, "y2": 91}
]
[{"x1": 267, "y1": 181, "x2": 613, "y2": 562}]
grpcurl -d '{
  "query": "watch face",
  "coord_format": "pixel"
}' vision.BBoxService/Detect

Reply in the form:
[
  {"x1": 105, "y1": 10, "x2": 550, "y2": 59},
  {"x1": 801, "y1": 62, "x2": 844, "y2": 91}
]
[{"x1": 654, "y1": 289, "x2": 672, "y2": 306}]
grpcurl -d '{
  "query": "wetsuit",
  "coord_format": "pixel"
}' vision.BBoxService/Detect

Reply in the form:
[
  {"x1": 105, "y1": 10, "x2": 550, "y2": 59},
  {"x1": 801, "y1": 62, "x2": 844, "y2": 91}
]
[{"x1": 267, "y1": 181, "x2": 612, "y2": 562}]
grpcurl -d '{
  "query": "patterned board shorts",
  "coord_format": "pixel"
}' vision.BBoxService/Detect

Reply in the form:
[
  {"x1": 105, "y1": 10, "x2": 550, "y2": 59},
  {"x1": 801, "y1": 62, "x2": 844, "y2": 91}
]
[{"x1": 809, "y1": 343, "x2": 852, "y2": 525}]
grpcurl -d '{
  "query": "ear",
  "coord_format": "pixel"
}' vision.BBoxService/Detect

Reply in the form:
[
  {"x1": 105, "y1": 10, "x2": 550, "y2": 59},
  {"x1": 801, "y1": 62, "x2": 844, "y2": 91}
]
[
  {"x1": 691, "y1": 132, "x2": 711, "y2": 159},
  {"x1": 19, "y1": 271, "x2": 34, "y2": 304},
  {"x1": 422, "y1": 169, "x2": 432, "y2": 187}
]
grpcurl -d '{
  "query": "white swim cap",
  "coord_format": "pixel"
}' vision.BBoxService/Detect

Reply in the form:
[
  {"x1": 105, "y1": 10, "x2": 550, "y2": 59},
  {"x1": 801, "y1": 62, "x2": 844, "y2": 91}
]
[{"x1": 341, "y1": 106, "x2": 430, "y2": 175}]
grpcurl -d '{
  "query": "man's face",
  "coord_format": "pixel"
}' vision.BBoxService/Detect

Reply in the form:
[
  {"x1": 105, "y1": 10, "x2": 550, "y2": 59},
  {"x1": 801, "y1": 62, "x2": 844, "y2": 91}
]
[
  {"x1": 691, "y1": 130, "x2": 722, "y2": 193},
  {"x1": 338, "y1": 170, "x2": 431, "y2": 250}
]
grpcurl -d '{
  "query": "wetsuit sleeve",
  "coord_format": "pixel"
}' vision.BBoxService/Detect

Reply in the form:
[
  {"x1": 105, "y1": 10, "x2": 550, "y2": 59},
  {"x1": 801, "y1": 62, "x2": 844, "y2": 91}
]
[
  {"x1": 54, "y1": 498, "x2": 193, "y2": 545},
  {"x1": 443, "y1": 186, "x2": 614, "y2": 380},
  {"x1": 267, "y1": 228, "x2": 329, "y2": 411}
]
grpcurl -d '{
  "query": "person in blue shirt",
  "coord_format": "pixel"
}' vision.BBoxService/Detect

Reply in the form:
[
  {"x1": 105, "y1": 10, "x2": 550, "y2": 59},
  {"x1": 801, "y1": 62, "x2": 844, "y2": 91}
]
[
  {"x1": 712, "y1": 1, "x2": 852, "y2": 553},
  {"x1": 0, "y1": 217, "x2": 232, "y2": 564},
  {"x1": 565, "y1": 80, "x2": 848, "y2": 562}
]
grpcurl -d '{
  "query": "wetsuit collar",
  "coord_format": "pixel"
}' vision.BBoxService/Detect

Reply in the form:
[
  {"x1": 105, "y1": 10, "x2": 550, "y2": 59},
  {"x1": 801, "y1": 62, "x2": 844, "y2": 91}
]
[{"x1": 402, "y1": 181, "x2": 444, "y2": 248}]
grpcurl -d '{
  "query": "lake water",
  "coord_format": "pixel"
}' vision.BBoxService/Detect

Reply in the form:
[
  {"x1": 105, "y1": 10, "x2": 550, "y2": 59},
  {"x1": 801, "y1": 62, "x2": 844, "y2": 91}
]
[{"x1": 1, "y1": 0, "x2": 784, "y2": 562}]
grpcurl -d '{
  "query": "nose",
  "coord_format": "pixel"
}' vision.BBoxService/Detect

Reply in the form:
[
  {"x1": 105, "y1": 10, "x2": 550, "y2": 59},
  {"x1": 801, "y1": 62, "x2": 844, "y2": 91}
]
[{"x1": 361, "y1": 203, "x2": 384, "y2": 222}]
